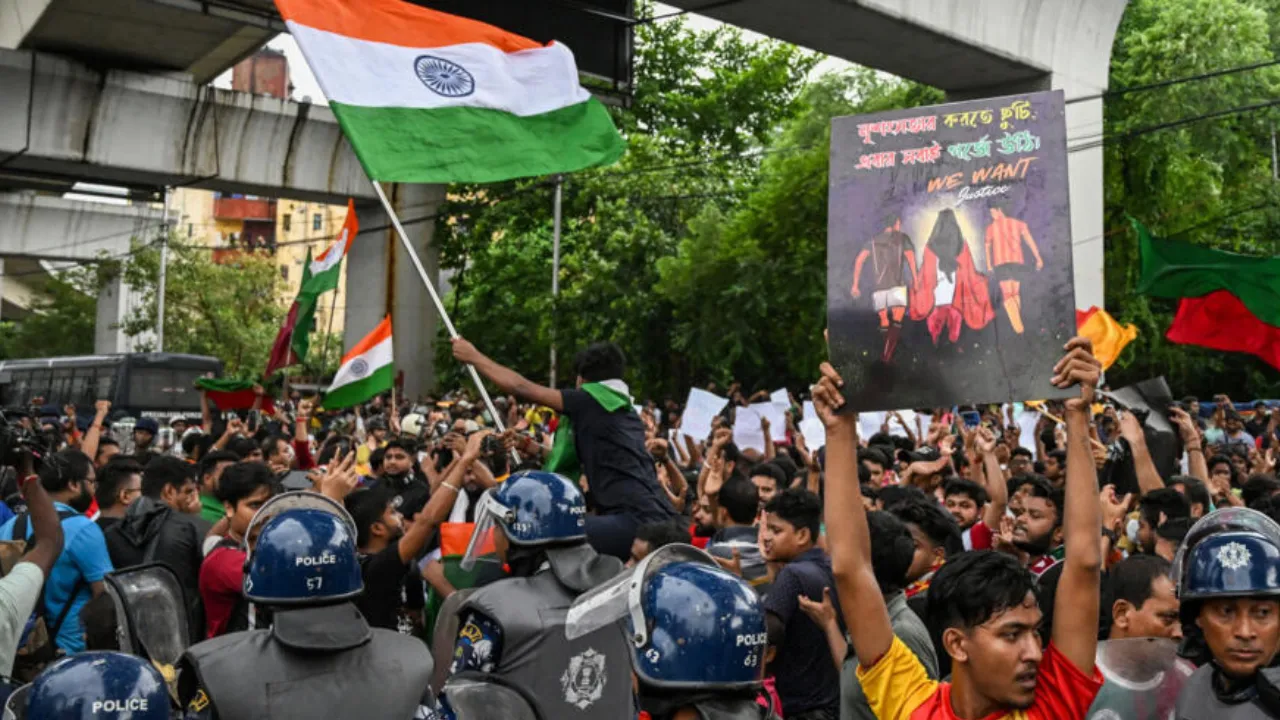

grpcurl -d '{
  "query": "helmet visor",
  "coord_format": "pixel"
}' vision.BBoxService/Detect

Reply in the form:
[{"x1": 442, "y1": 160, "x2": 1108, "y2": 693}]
[
  {"x1": 1170, "y1": 507, "x2": 1280, "y2": 588},
  {"x1": 244, "y1": 490, "x2": 357, "y2": 551},
  {"x1": 460, "y1": 490, "x2": 505, "y2": 572},
  {"x1": 565, "y1": 543, "x2": 716, "y2": 643}
]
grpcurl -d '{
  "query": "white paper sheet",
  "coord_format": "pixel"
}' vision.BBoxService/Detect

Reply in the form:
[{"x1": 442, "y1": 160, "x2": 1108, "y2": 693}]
[
  {"x1": 887, "y1": 409, "x2": 916, "y2": 439},
  {"x1": 803, "y1": 401, "x2": 817, "y2": 423},
  {"x1": 800, "y1": 417, "x2": 826, "y2": 450},
  {"x1": 771, "y1": 389, "x2": 790, "y2": 409},
  {"x1": 1016, "y1": 409, "x2": 1041, "y2": 452},
  {"x1": 681, "y1": 388, "x2": 728, "y2": 442},
  {"x1": 733, "y1": 406, "x2": 767, "y2": 453},
  {"x1": 859, "y1": 411, "x2": 887, "y2": 440},
  {"x1": 750, "y1": 402, "x2": 787, "y2": 442}
]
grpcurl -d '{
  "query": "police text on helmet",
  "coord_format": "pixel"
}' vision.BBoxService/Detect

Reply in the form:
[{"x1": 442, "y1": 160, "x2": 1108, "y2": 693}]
[
  {"x1": 92, "y1": 699, "x2": 149, "y2": 712},
  {"x1": 295, "y1": 552, "x2": 338, "y2": 567},
  {"x1": 735, "y1": 633, "x2": 767, "y2": 647}
]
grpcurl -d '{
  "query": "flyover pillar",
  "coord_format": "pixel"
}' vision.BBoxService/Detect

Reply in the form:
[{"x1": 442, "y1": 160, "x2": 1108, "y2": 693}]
[{"x1": 344, "y1": 184, "x2": 447, "y2": 400}]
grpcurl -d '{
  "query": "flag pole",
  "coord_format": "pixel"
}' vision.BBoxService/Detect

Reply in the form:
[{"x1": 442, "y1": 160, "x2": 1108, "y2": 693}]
[
  {"x1": 318, "y1": 285, "x2": 340, "y2": 381},
  {"x1": 370, "y1": 180, "x2": 507, "y2": 434}
]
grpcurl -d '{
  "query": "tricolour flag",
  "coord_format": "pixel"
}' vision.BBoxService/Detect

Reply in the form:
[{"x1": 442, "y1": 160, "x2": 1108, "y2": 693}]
[
  {"x1": 274, "y1": 0, "x2": 626, "y2": 183},
  {"x1": 324, "y1": 316, "x2": 394, "y2": 409},
  {"x1": 303, "y1": 199, "x2": 357, "y2": 297}
]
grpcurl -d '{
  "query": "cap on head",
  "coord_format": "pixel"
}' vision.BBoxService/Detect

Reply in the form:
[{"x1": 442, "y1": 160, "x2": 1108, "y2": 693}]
[
  {"x1": 244, "y1": 508, "x2": 363, "y2": 605},
  {"x1": 24, "y1": 651, "x2": 170, "y2": 719},
  {"x1": 633, "y1": 560, "x2": 766, "y2": 689},
  {"x1": 488, "y1": 470, "x2": 586, "y2": 546},
  {"x1": 133, "y1": 418, "x2": 159, "y2": 434}
]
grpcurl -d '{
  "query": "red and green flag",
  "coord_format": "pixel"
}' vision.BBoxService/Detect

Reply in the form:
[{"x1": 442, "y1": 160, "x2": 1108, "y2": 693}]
[
  {"x1": 1134, "y1": 218, "x2": 1280, "y2": 370},
  {"x1": 264, "y1": 247, "x2": 319, "y2": 377},
  {"x1": 194, "y1": 378, "x2": 276, "y2": 414}
]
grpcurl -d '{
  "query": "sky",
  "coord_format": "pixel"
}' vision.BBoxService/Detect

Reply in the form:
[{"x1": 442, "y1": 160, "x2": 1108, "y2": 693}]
[{"x1": 212, "y1": 3, "x2": 853, "y2": 102}]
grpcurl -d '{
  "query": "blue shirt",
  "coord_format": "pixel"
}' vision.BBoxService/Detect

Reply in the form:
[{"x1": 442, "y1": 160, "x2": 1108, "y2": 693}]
[{"x1": 0, "y1": 502, "x2": 113, "y2": 653}]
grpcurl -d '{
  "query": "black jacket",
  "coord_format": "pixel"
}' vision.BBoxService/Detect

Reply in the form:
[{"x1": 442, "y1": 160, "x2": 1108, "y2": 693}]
[{"x1": 104, "y1": 496, "x2": 205, "y2": 636}]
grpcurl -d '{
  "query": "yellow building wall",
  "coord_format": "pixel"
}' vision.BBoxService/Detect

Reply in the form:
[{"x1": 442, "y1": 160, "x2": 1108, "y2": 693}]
[{"x1": 167, "y1": 188, "x2": 348, "y2": 338}]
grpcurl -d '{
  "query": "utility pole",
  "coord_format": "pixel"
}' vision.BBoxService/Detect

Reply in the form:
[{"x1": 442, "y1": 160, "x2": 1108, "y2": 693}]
[
  {"x1": 156, "y1": 187, "x2": 170, "y2": 352},
  {"x1": 549, "y1": 174, "x2": 563, "y2": 388}
]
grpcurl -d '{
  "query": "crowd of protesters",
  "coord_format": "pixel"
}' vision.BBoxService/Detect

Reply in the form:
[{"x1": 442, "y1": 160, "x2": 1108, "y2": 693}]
[{"x1": 0, "y1": 333, "x2": 1277, "y2": 718}]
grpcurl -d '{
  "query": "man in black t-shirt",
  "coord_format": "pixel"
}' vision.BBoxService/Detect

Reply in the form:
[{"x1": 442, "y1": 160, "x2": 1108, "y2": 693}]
[
  {"x1": 451, "y1": 338, "x2": 676, "y2": 560},
  {"x1": 344, "y1": 484, "x2": 435, "y2": 635}
]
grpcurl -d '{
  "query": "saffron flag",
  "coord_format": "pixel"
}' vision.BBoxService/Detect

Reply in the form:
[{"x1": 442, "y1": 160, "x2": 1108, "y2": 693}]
[
  {"x1": 1075, "y1": 307, "x2": 1137, "y2": 370},
  {"x1": 324, "y1": 316, "x2": 394, "y2": 409},
  {"x1": 303, "y1": 199, "x2": 356, "y2": 297},
  {"x1": 273, "y1": 0, "x2": 625, "y2": 183}
]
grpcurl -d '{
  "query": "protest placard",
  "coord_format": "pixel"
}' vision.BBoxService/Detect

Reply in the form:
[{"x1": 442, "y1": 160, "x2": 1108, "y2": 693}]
[
  {"x1": 733, "y1": 405, "x2": 767, "y2": 453},
  {"x1": 750, "y1": 402, "x2": 787, "y2": 442},
  {"x1": 681, "y1": 388, "x2": 728, "y2": 442},
  {"x1": 827, "y1": 90, "x2": 1076, "y2": 411}
]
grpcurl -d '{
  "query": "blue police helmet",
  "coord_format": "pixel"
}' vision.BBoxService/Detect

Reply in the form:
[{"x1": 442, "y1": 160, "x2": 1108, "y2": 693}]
[
  {"x1": 632, "y1": 561, "x2": 767, "y2": 690},
  {"x1": 25, "y1": 652, "x2": 170, "y2": 719},
  {"x1": 244, "y1": 507, "x2": 363, "y2": 605},
  {"x1": 1179, "y1": 530, "x2": 1280, "y2": 603},
  {"x1": 487, "y1": 470, "x2": 586, "y2": 546}
]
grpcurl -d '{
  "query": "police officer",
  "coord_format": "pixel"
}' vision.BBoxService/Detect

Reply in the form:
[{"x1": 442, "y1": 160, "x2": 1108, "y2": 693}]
[
  {"x1": 440, "y1": 470, "x2": 632, "y2": 719},
  {"x1": 567, "y1": 544, "x2": 779, "y2": 720},
  {"x1": 178, "y1": 495, "x2": 434, "y2": 719},
  {"x1": 1173, "y1": 508, "x2": 1280, "y2": 718},
  {"x1": 4, "y1": 651, "x2": 172, "y2": 719}
]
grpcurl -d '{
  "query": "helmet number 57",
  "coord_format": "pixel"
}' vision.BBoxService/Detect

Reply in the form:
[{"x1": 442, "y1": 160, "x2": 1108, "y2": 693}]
[{"x1": 307, "y1": 576, "x2": 323, "y2": 591}]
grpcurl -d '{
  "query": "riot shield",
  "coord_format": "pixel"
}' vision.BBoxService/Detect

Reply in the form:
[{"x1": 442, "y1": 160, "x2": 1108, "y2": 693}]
[
  {"x1": 1087, "y1": 637, "x2": 1194, "y2": 720},
  {"x1": 441, "y1": 674, "x2": 540, "y2": 720},
  {"x1": 104, "y1": 564, "x2": 188, "y2": 701},
  {"x1": 2, "y1": 684, "x2": 29, "y2": 720}
]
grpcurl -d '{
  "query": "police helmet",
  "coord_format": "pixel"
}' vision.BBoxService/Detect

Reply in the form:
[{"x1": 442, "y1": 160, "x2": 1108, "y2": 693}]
[
  {"x1": 244, "y1": 506, "x2": 363, "y2": 605},
  {"x1": 567, "y1": 544, "x2": 767, "y2": 690},
  {"x1": 1172, "y1": 508, "x2": 1280, "y2": 625},
  {"x1": 463, "y1": 471, "x2": 585, "y2": 567},
  {"x1": 22, "y1": 652, "x2": 170, "y2": 719}
]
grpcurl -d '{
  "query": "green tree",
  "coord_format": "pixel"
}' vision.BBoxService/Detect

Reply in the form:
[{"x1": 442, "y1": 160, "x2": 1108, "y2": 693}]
[
  {"x1": 120, "y1": 239, "x2": 287, "y2": 379},
  {"x1": 435, "y1": 14, "x2": 820, "y2": 398},
  {"x1": 656, "y1": 71, "x2": 943, "y2": 391},
  {"x1": 1102, "y1": 0, "x2": 1280, "y2": 396},
  {"x1": 0, "y1": 263, "x2": 108, "y2": 359}
]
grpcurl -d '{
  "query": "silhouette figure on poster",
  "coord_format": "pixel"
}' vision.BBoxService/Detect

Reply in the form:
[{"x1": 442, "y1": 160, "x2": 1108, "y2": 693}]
[
  {"x1": 851, "y1": 216, "x2": 918, "y2": 363},
  {"x1": 908, "y1": 208, "x2": 994, "y2": 346},
  {"x1": 984, "y1": 201, "x2": 1044, "y2": 334}
]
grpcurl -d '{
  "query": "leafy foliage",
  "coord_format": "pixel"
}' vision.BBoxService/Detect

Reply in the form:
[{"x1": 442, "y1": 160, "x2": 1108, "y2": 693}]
[
  {"x1": 120, "y1": 239, "x2": 287, "y2": 379},
  {"x1": 0, "y1": 264, "x2": 107, "y2": 359},
  {"x1": 1102, "y1": 0, "x2": 1280, "y2": 396}
]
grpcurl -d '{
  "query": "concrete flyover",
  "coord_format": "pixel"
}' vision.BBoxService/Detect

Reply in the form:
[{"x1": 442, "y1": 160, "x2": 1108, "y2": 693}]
[
  {"x1": 664, "y1": 0, "x2": 1128, "y2": 310},
  {"x1": 0, "y1": 47, "x2": 374, "y2": 205},
  {"x1": 0, "y1": 0, "x2": 279, "y2": 83}
]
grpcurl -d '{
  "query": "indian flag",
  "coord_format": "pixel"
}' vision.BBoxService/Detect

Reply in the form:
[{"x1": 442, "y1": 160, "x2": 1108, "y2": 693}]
[
  {"x1": 324, "y1": 316, "x2": 394, "y2": 409},
  {"x1": 302, "y1": 199, "x2": 357, "y2": 297},
  {"x1": 274, "y1": 0, "x2": 626, "y2": 183}
]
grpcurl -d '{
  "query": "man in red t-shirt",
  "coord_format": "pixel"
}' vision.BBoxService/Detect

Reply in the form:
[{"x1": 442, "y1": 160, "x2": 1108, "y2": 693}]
[
  {"x1": 199, "y1": 462, "x2": 278, "y2": 637},
  {"x1": 948, "y1": 428, "x2": 1009, "y2": 552},
  {"x1": 815, "y1": 337, "x2": 1104, "y2": 720}
]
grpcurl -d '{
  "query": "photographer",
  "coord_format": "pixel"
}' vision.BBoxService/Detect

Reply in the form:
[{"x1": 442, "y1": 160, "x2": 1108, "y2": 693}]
[
  {"x1": 0, "y1": 450, "x2": 112, "y2": 655},
  {"x1": 0, "y1": 474, "x2": 64, "y2": 677}
]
